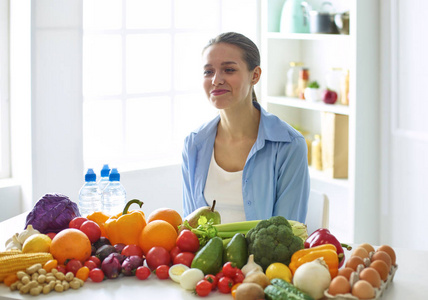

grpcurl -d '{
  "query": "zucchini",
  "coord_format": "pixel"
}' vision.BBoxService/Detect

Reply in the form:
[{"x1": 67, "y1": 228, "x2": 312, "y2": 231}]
[{"x1": 265, "y1": 278, "x2": 314, "y2": 300}]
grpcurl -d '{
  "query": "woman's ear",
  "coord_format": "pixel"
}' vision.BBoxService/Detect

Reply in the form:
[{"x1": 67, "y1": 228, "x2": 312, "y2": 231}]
[{"x1": 252, "y1": 66, "x2": 262, "y2": 84}]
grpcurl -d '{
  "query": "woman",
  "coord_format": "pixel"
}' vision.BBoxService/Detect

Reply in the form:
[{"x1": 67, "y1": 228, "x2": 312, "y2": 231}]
[{"x1": 182, "y1": 32, "x2": 309, "y2": 224}]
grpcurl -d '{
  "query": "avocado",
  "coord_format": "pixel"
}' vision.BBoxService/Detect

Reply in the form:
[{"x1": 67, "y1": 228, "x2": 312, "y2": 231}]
[
  {"x1": 223, "y1": 233, "x2": 248, "y2": 269},
  {"x1": 191, "y1": 236, "x2": 223, "y2": 275}
]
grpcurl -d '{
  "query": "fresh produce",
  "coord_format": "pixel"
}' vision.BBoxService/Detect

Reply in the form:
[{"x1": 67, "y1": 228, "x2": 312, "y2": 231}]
[
  {"x1": 104, "y1": 199, "x2": 147, "y2": 246},
  {"x1": 242, "y1": 270, "x2": 270, "y2": 289},
  {"x1": 173, "y1": 251, "x2": 195, "y2": 267},
  {"x1": 204, "y1": 274, "x2": 218, "y2": 289},
  {"x1": 223, "y1": 233, "x2": 248, "y2": 269},
  {"x1": 93, "y1": 236, "x2": 112, "y2": 249},
  {"x1": 135, "y1": 266, "x2": 151, "y2": 280},
  {"x1": 50, "y1": 228, "x2": 92, "y2": 265},
  {"x1": 155, "y1": 265, "x2": 170, "y2": 279},
  {"x1": 114, "y1": 243, "x2": 126, "y2": 254},
  {"x1": 95, "y1": 244, "x2": 117, "y2": 262},
  {"x1": 176, "y1": 229, "x2": 199, "y2": 252},
  {"x1": 185, "y1": 200, "x2": 221, "y2": 228},
  {"x1": 139, "y1": 219, "x2": 178, "y2": 254},
  {"x1": 235, "y1": 282, "x2": 265, "y2": 300},
  {"x1": 80, "y1": 220, "x2": 102, "y2": 243},
  {"x1": 195, "y1": 279, "x2": 213, "y2": 297},
  {"x1": 246, "y1": 216, "x2": 304, "y2": 271},
  {"x1": 241, "y1": 254, "x2": 263, "y2": 276},
  {"x1": 0, "y1": 251, "x2": 53, "y2": 282},
  {"x1": 147, "y1": 207, "x2": 183, "y2": 232},
  {"x1": 217, "y1": 276, "x2": 234, "y2": 293},
  {"x1": 65, "y1": 259, "x2": 83, "y2": 275},
  {"x1": 191, "y1": 236, "x2": 223, "y2": 275},
  {"x1": 101, "y1": 253, "x2": 122, "y2": 279},
  {"x1": 121, "y1": 244, "x2": 143, "y2": 257},
  {"x1": 76, "y1": 266, "x2": 90, "y2": 281},
  {"x1": 179, "y1": 268, "x2": 205, "y2": 290},
  {"x1": 89, "y1": 268, "x2": 105, "y2": 282},
  {"x1": 265, "y1": 262, "x2": 292, "y2": 283},
  {"x1": 289, "y1": 244, "x2": 339, "y2": 278},
  {"x1": 69, "y1": 217, "x2": 88, "y2": 229},
  {"x1": 25, "y1": 193, "x2": 80, "y2": 234},
  {"x1": 145, "y1": 246, "x2": 171, "y2": 271},
  {"x1": 21, "y1": 233, "x2": 52, "y2": 253},
  {"x1": 17, "y1": 225, "x2": 40, "y2": 245},
  {"x1": 168, "y1": 264, "x2": 189, "y2": 283},
  {"x1": 322, "y1": 89, "x2": 338, "y2": 104},
  {"x1": 86, "y1": 211, "x2": 110, "y2": 238},
  {"x1": 292, "y1": 258, "x2": 331, "y2": 300},
  {"x1": 5, "y1": 234, "x2": 21, "y2": 251},
  {"x1": 264, "y1": 278, "x2": 314, "y2": 300},
  {"x1": 304, "y1": 228, "x2": 351, "y2": 268},
  {"x1": 121, "y1": 255, "x2": 144, "y2": 276}
]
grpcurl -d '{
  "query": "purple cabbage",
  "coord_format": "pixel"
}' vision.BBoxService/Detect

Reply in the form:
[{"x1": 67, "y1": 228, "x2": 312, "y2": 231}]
[{"x1": 25, "y1": 193, "x2": 81, "y2": 234}]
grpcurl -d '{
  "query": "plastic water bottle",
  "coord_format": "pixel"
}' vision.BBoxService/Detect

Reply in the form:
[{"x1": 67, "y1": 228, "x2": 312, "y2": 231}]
[
  {"x1": 102, "y1": 168, "x2": 126, "y2": 215},
  {"x1": 78, "y1": 168, "x2": 102, "y2": 216},
  {"x1": 98, "y1": 164, "x2": 111, "y2": 191}
]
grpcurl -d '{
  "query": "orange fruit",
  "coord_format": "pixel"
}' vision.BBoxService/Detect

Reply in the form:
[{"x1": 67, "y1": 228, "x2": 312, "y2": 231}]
[
  {"x1": 139, "y1": 220, "x2": 178, "y2": 255},
  {"x1": 50, "y1": 228, "x2": 92, "y2": 265},
  {"x1": 147, "y1": 208, "x2": 183, "y2": 232}
]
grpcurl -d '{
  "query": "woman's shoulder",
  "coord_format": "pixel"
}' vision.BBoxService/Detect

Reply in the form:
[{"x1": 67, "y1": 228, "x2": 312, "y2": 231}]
[{"x1": 184, "y1": 114, "x2": 220, "y2": 145}]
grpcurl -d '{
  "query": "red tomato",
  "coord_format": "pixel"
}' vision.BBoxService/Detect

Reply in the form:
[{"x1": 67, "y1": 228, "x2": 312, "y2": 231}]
[
  {"x1": 176, "y1": 229, "x2": 200, "y2": 253},
  {"x1": 89, "y1": 268, "x2": 104, "y2": 282},
  {"x1": 66, "y1": 259, "x2": 83, "y2": 275},
  {"x1": 222, "y1": 262, "x2": 237, "y2": 278},
  {"x1": 173, "y1": 252, "x2": 195, "y2": 268},
  {"x1": 169, "y1": 246, "x2": 181, "y2": 261},
  {"x1": 135, "y1": 266, "x2": 151, "y2": 280},
  {"x1": 195, "y1": 279, "x2": 212, "y2": 297},
  {"x1": 233, "y1": 269, "x2": 245, "y2": 284},
  {"x1": 84, "y1": 260, "x2": 97, "y2": 270},
  {"x1": 79, "y1": 220, "x2": 101, "y2": 243},
  {"x1": 69, "y1": 217, "x2": 88, "y2": 229},
  {"x1": 145, "y1": 247, "x2": 171, "y2": 271},
  {"x1": 121, "y1": 244, "x2": 143, "y2": 257},
  {"x1": 57, "y1": 265, "x2": 66, "y2": 274},
  {"x1": 155, "y1": 265, "x2": 170, "y2": 279},
  {"x1": 215, "y1": 271, "x2": 224, "y2": 282},
  {"x1": 46, "y1": 232, "x2": 56, "y2": 240},
  {"x1": 88, "y1": 256, "x2": 101, "y2": 268},
  {"x1": 204, "y1": 274, "x2": 218, "y2": 289},
  {"x1": 218, "y1": 276, "x2": 234, "y2": 294}
]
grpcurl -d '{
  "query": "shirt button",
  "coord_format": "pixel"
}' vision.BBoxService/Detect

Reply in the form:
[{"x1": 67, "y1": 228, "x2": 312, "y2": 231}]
[{"x1": 247, "y1": 201, "x2": 251, "y2": 205}]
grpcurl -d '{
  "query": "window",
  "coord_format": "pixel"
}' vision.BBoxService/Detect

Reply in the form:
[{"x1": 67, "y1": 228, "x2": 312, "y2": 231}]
[
  {"x1": 82, "y1": 0, "x2": 259, "y2": 171},
  {"x1": 0, "y1": 0, "x2": 10, "y2": 179}
]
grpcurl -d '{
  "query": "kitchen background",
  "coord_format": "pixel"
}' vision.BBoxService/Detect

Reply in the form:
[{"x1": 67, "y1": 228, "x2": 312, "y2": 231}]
[{"x1": 0, "y1": 0, "x2": 426, "y2": 251}]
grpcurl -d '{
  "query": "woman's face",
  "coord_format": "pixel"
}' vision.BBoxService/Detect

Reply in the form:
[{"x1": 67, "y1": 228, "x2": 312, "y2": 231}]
[{"x1": 202, "y1": 43, "x2": 260, "y2": 110}]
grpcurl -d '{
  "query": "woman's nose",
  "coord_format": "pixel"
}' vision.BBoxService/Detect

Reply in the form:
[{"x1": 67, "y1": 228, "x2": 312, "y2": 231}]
[{"x1": 212, "y1": 72, "x2": 224, "y2": 86}]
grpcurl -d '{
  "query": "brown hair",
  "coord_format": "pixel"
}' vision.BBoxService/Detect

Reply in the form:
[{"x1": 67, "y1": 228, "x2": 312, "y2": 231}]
[{"x1": 204, "y1": 32, "x2": 260, "y2": 102}]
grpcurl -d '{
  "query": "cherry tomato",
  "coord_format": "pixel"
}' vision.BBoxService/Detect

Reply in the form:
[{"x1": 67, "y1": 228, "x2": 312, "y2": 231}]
[
  {"x1": 172, "y1": 252, "x2": 195, "y2": 268},
  {"x1": 79, "y1": 220, "x2": 101, "y2": 243},
  {"x1": 231, "y1": 283, "x2": 242, "y2": 299},
  {"x1": 69, "y1": 217, "x2": 88, "y2": 229},
  {"x1": 155, "y1": 265, "x2": 170, "y2": 279},
  {"x1": 66, "y1": 259, "x2": 83, "y2": 275},
  {"x1": 195, "y1": 279, "x2": 212, "y2": 297},
  {"x1": 76, "y1": 266, "x2": 90, "y2": 282},
  {"x1": 145, "y1": 246, "x2": 171, "y2": 271},
  {"x1": 121, "y1": 244, "x2": 143, "y2": 257},
  {"x1": 57, "y1": 265, "x2": 66, "y2": 274},
  {"x1": 233, "y1": 269, "x2": 245, "y2": 284},
  {"x1": 88, "y1": 256, "x2": 101, "y2": 268},
  {"x1": 218, "y1": 276, "x2": 234, "y2": 294},
  {"x1": 215, "y1": 271, "x2": 224, "y2": 282},
  {"x1": 43, "y1": 259, "x2": 58, "y2": 272},
  {"x1": 176, "y1": 229, "x2": 200, "y2": 253},
  {"x1": 222, "y1": 262, "x2": 237, "y2": 278},
  {"x1": 89, "y1": 268, "x2": 104, "y2": 282},
  {"x1": 46, "y1": 232, "x2": 56, "y2": 240},
  {"x1": 84, "y1": 260, "x2": 97, "y2": 270},
  {"x1": 135, "y1": 266, "x2": 151, "y2": 280},
  {"x1": 169, "y1": 246, "x2": 181, "y2": 261},
  {"x1": 204, "y1": 274, "x2": 218, "y2": 289}
]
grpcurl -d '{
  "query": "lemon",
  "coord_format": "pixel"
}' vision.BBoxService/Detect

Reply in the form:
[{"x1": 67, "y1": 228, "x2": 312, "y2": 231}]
[
  {"x1": 22, "y1": 234, "x2": 52, "y2": 253},
  {"x1": 168, "y1": 264, "x2": 190, "y2": 283},
  {"x1": 265, "y1": 262, "x2": 292, "y2": 282}
]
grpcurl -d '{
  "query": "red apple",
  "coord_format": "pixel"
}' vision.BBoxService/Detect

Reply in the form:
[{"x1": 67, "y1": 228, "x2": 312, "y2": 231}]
[{"x1": 322, "y1": 89, "x2": 338, "y2": 104}]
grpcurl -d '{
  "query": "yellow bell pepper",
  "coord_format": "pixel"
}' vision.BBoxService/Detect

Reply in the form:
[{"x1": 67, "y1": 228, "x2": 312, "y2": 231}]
[
  {"x1": 289, "y1": 243, "x2": 339, "y2": 278},
  {"x1": 104, "y1": 199, "x2": 146, "y2": 246}
]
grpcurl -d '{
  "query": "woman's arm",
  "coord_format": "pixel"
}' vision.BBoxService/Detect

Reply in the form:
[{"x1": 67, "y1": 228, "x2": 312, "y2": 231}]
[{"x1": 181, "y1": 136, "x2": 195, "y2": 218}]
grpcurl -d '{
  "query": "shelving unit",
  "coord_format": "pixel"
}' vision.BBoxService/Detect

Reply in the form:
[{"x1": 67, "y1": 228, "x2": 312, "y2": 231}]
[{"x1": 260, "y1": 0, "x2": 380, "y2": 244}]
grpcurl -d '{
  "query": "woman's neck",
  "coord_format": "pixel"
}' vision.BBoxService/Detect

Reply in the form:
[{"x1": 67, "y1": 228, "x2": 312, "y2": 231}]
[{"x1": 217, "y1": 101, "x2": 260, "y2": 140}]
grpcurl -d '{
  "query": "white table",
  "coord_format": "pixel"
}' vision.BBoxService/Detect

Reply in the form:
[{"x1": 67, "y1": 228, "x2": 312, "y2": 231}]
[{"x1": 1, "y1": 213, "x2": 428, "y2": 299}]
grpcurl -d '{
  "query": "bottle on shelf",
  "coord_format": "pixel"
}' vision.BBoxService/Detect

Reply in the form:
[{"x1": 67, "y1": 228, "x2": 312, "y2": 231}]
[
  {"x1": 311, "y1": 134, "x2": 323, "y2": 171},
  {"x1": 340, "y1": 69, "x2": 350, "y2": 105},
  {"x1": 98, "y1": 164, "x2": 111, "y2": 191},
  {"x1": 297, "y1": 68, "x2": 310, "y2": 99},
  {"x1": 102, "y1": 168, "x2": 127, "y2": 215},
  {"x1": 78, "y1": 168, "x2": 102, "y2": 217},
  {"x1": 285, "y1": 61, "x2": 304, "y2": 97}
]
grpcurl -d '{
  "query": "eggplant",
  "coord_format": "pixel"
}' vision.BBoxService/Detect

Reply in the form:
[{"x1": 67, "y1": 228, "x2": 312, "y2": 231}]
[
  {"x1": 96, "y1": 244, "x2": 116, "y2": 262},
  {"x1": 93, "y1": 237, "x2": 111, "y2": 249},
  {"x1": 101, "y1": 253, "x2": 122, "y2": 279},
  {"x1": 122, "y1": 256, "x2": 144, "y2": 276}
]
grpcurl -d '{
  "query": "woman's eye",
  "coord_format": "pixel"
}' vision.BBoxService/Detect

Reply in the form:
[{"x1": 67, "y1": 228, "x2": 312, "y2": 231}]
[
  {"x1": 225, "y1": 68, "x2": 236, "y2": 73},
  {"x1": 203, "y1": 70, "x2": 213, "y2": 76}
]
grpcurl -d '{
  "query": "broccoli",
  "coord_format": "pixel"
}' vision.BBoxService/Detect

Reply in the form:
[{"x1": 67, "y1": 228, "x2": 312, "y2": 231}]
[{"x1": 246, "y1": 216, "x2": 304, "y2": 271}]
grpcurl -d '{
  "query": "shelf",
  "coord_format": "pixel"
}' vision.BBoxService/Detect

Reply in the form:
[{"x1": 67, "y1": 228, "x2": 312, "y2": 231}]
[
  {"x1": 267, "y1": 96, "x2": 350, "y2": 115},
  {"x1": 309, "y1": 167, "x2": 349, "y2": 188},
  {"x1": 266, "y1": 32, "x2": 351, "y2": 42}
]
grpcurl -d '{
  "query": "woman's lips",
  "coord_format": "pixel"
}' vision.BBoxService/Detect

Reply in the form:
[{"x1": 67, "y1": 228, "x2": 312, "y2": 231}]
[{"x1": 211, "y1": 89, "x2": 229, "y2": 96}]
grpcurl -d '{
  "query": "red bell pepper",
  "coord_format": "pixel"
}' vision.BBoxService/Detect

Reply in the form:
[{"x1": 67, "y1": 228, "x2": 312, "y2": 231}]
[{"x1": 304, "y1": 228, "x2": 352, "y2": 268}]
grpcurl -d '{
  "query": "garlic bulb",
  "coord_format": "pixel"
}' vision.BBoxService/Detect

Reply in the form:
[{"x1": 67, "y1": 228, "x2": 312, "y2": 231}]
[
  {"x1": 241, "y1": 254, "x2": 263, "y2": 277},
  {"x1": 5, "y1": 234, "x2": 22, "y2": 250},
  {"x1": 17, "y1": 225, "x2": 40, "y2": 244}
]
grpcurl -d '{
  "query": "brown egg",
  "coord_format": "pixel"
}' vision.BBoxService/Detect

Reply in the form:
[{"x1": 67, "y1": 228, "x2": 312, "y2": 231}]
[
  {"x1": 338, "y1": 267, "x2": 355, "y2": 280},
  {"x1": 359, "y1": 267, "x2": 382, "y2": 288},
  {"x1": 377, "y1": 245, "x2": 396, "y2": 265},
  {"x1": 370, "y1": 260, "x2": 389, "y2": 281},
  {"x1": 371, "y1": 250, "x2": 392, "y2": 271},
  {"x1": 351, "y1": 247, "x2": 370, "y2": 260},
  {"x1": 352, "y1": 280, "x2": 376, "y2": 299},
  {"x1": 328, "y1": 275, "x2": 351, "y2": 296},
  {"x1": 358, "y1": 243, "x2": 375, "y2": 254},
  {"x1": 345, "y1": 255, "x2": 365, "y2": 271}
]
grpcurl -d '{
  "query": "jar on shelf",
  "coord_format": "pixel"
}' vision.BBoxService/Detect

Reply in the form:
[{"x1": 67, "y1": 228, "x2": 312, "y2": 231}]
[
  {"x1": 325, "y1": 67, "x2": 342, "y2": 100},
  {"x1": 297, "y1": 68, "x2": 310, "y2": 99},
  {"x1": 285, "y1": 61, "x2": 304, "y2": 97},
  {"x1": 311, "y1": 134, "x2": 323, "y2": 171}
]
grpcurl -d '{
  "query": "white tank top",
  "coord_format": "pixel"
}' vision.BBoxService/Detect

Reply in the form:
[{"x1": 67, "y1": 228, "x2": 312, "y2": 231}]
[{"x1": 203, "y1": 151, "x2": 246, "y2": 223}]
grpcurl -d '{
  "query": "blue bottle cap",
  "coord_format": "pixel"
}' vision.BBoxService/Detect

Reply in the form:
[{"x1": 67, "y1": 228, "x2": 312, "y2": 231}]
[
  {"x1": 109, "y1": 168, "x2": 120, "y2": 181},
  {"x1": 85, "y1": 168, "x2": 96, "y2": 182},
  {"x1": 100, "y1": 164, "x2": 111, "y2": 177}
]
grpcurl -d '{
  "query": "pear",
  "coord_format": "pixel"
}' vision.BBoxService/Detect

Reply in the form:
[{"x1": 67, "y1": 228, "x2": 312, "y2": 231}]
[{"x1": 185, "y1": 200, "x2": 221, "y2": 228}]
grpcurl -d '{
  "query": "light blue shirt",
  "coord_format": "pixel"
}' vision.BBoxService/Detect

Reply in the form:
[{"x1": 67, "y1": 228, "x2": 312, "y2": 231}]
[{"x1": 181, "y1": 102, "x2": 310, "y2": 223}]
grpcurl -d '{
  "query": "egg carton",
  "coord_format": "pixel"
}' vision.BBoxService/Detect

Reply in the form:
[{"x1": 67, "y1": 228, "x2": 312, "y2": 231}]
[{"x1": 323, "y1": 262, "x2": 398, "y2": 300}]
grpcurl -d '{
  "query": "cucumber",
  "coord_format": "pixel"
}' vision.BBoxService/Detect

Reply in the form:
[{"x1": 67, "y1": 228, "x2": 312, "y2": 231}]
[{"x1": 265, "y1": 278, "x2": 314, "y2": 300}]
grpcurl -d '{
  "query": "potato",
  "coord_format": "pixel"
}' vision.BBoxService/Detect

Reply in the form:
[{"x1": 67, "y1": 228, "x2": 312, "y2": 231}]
[
  {"x1": 235, "y1": 283, "x2": 265, "y2": 300},
  {"x1": 243, "y1": 271, "x2": 270, "y2": 289}
]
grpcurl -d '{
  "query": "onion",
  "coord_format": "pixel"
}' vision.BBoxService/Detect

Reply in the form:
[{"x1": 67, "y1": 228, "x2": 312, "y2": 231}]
[{"x1": 293, "y1": 258, "x2": 332, "y2": 300}]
